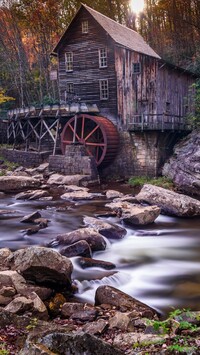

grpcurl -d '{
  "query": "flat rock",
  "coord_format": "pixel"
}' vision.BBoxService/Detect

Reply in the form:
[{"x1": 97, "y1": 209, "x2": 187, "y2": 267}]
[
  {"x1": 49, "y1": 227, "x2": 107, "y2": 252},
  {"x1": 0, "y1": 176, "x2": 41, "y2": 192},
  {"x1": 15, "y1": 189, "x2": 49, "y2": 200},
  {"x1": 83, "y1": 216, "x2": 127, "y2": 239},
  {"x1": 136, "y1": 183, "x2": 200, "y2": 217},
  {"x1": 106, "y1": 201, "x2": 160, "y2": 225},
  {"x1": 113, "y1": 332, "x2": 167, "y2": 350},
  {"x1": 64, "y1": 185, "x2": 89, "y2": 192},
  {"x1": 95, "y1": 285, "x2": 157, "y2": 318},
  {"x1": 8, "y1": 246, "x2": 73, "y2": 288},
  {"x1": 105, "y1": 190, "x2": 124, "y2": 199},
  {"x1": 47, "y1": 173, "x2": 89, "y2": 186},
  {"x1": 61, "y1": 190, "x2": 100, "y2": 201},
  {"x1": 78, "y1": 257, "x2": 116, "y2": 270}
]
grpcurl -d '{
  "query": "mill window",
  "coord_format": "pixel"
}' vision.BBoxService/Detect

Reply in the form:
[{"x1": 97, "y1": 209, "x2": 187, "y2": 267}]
[
  {"x1": 166, "y1": 102, "x2": 171, "y2": 113},
  {"x1": 82, "y1": 20, "x2": 88, "y2": 33},
  {"x1": 99, "y1": 48, "x2": 107, "y2": 68},
  {"x1": 66, "y1": 82, "x2": 74, "y2": 94},
  {"x1": 99, "y1": 79, "x2": 109, "y2": 100},
  {"x1": 65, "y1": 52, "x2": 73, "y2": 72},
  {"x1": 133, "y1": 62, "x2": 141, "y2": 74}
]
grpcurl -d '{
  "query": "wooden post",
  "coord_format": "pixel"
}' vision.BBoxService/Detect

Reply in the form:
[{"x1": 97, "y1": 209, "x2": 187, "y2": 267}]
[
  {"x1": 53, "y1": 118, "x2": 60, "y2": 156},
  {"x1": 73, "y1": 114, "x2": 77, "y2": 143}
]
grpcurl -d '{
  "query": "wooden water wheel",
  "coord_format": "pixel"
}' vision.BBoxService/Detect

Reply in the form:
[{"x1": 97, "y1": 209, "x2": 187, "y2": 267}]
[{"x1": 61, "y1": 114, "x2": 119, "y2": 167}]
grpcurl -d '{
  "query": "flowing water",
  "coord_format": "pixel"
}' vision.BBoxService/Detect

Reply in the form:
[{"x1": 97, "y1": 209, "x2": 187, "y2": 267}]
[{"x1": 1, "y1": 187, "x2": 200, "y2": 315}]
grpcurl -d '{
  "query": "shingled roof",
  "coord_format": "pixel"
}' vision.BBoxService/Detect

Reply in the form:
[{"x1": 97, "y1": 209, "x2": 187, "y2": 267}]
[
  {"x1": 53, "y1": 4, "x2": 160, "y2": 59},
  {"x1": 84, "y1": 4, "x2": 160, "y2": 59}
]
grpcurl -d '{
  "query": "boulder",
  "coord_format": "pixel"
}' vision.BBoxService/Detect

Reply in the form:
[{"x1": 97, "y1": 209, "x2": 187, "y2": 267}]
[
  {"x1": 0, "y1": 270, "x2": 52, "y2": 301},
  {"x1": 60, "y1": 240, "x2": 92, "y2": 258},
  {"x1": 136, "y1": 184, "x2": 200, "y2": 217},
  {"x1": 70, "y1": 309, "x2": 98, "y2": 322},
  {"x1": 0, "y1": 286, "x2": 16, "y2": 298},
  {"x1": 20, "y1": 211, "x2": 41, "y2": 223},
  {"x1": 29, "y1": 292, "x2": 49, "y2": 320},
  {"x1": 49, "y1": 228, "x2": 107, "y2": 252},
  {"x1": 33, "y1": 218, "x2": 49, "y2": 228},
  {"x1": 8, "y1": 246, "x2": 73, "y2": 288},
  {"x1": 22, "y1": 226, "x2": 41, "y2": 235},
  {"x1": 4, "y1": 296, "x2": 33, "y2": 314},
  {"x1": 95, "y1": 286, "x2": 157, "y2": 318},
  {"x1": 0, "y1": 248, "x2": 12, "y2": 271},
  {"x1": 105, "y1": 190, "x2": 124, "y2": 199},
  {"x1": 78, "y1": 257, "x2": 116, "y2": 270},
  {"x1": 15, "y1": 189, "x2": 50, "y2": 200},
  {"x1": 61, "y1": 302, "x2": 91, "y2": 318},
  {"x1": 0, "y1": 176, "x2": 40, "y2": 192},
  {"x1": 163, "y1": 130, "x2": 200, "y2": 197},
  {"x1": 109, "y1": 312, "x2": 131, "y2": 331},
  {"x1": 0, "y1": 270, "x2": 27, "y2": 293},
  {"x1": 106, "y1": 201, "x2": 160, "y2": 225},
  {"x1": 83, "y1": 319, "x2": 108, "y2": 335},
  {"x1": 83, "y1": 216, "x2": 127, "y2": 239},
  {"x1": 20, "y1": 332, "x2": 124, "y2": 355}
]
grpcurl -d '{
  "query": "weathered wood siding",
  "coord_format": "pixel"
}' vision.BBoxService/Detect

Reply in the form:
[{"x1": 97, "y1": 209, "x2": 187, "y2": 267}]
[
  {"x1": 157, "y1": 65, "x2": 195, "y2": 117},
  {"x1": 58, "y1": 8, "x2": 117, "y2": 123},
  {"x1": 115, "y1": 47, "x2": 157, "y2": 128}
]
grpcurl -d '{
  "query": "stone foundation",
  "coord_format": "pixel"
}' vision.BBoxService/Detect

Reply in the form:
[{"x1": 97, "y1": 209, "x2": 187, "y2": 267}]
[
  {"x1": 49, "y1": 144, "x2": 99, "y2": 181},
  {"x1": 100, "y1": 131, "x2": 184, "y2": 179},
  {"x1": 1, "y1": 131, "x2": 185, "y2": 180}
]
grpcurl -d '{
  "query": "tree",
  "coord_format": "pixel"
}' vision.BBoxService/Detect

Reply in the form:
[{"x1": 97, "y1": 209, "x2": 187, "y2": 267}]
[{"x1": 0, "y1": 88, "x2": 15, "y2": 104}]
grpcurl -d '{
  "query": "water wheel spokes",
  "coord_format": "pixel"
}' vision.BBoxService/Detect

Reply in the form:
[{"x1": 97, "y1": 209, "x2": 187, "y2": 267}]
[{"x1": 61, "y1": 114, "x2": 119, "y2": 167}]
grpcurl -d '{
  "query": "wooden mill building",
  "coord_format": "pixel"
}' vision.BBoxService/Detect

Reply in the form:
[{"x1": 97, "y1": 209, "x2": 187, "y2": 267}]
[{"x1": 6, "y1": 4, "x2": 196, "y2": 178}]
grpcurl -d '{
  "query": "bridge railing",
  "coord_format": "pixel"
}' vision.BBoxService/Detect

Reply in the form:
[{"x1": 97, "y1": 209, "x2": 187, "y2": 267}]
[{"x1": 127, "y1": 114, "x2": 192, "y2": 131}]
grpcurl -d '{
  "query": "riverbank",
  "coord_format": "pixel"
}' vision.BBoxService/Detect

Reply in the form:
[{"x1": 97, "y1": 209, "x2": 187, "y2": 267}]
[
  {"x1": 1, "y1": 160, "x2": 200, "y2": 353},
  {"x1": 0, "y1": 245, "x2": 200, "y2": 354}
]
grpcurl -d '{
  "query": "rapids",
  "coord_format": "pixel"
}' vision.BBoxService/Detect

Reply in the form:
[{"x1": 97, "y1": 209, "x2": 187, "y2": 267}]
[{"x1": 1, "y1": 190, "x2": 200, "y2": 315}]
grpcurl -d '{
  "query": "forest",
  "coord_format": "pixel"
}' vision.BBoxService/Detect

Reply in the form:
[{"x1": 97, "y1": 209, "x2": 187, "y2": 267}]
[{"x1": 0, "y1": 0, "x2": 200, "y2": 108}]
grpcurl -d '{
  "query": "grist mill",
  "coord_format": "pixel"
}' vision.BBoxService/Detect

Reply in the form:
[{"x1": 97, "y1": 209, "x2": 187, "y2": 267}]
[{"x1": 2, "y1": 4, "x2": 196, "y2": 180}]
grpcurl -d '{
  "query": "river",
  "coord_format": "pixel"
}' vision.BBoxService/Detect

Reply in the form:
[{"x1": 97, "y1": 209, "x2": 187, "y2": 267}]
[{"x1": 1, "y1": 187, "x2": 200, "y2": 315}]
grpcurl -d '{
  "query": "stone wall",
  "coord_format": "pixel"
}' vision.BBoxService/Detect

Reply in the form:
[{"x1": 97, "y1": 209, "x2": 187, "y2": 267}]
[
  {"x1": 0, "y1": 131, "x2": 184, "y2": 180},
  {"x1": 100, "y1": 131, "x2": 182, "y2": 179},
  {"x1": 0, "y1": 149, "x2": 49, "y2": 167},
  {"x1": 49, "y1": 144, "x2": 99, "y2": 180}
]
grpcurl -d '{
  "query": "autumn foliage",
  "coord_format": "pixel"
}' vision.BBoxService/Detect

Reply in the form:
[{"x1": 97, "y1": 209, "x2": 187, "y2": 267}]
[{"x1": 0, "y1": 0, "x2": 199, "y2": 107}]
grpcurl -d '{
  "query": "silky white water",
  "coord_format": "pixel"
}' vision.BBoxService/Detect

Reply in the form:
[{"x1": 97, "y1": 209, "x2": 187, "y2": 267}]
[{"x1": 1, "y1": 193, "x2": 200, "y2": 314}]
